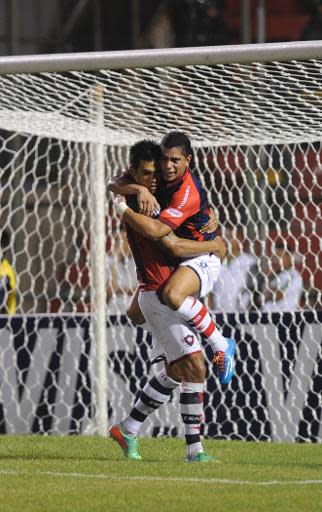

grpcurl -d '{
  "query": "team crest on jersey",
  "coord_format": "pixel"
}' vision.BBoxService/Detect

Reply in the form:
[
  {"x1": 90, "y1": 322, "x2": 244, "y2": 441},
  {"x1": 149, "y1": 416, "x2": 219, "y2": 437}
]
[
  {"x1": 165, "y1": 208, "x2": 183, "y2": 218},
  {"x1": 183, "y1": 334, "x2": 195, "y2": 346}
]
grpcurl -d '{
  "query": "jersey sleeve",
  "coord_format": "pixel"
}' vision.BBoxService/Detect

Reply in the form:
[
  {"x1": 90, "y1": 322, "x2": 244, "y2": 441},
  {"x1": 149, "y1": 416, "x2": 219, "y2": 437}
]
[{"x1": 158, "y1": 181, "x2": 199, "y2": 230}]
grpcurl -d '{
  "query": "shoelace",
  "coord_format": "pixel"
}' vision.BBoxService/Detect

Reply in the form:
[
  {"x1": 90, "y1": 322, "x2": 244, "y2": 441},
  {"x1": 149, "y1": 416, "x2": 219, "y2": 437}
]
[{"x1": 214, "y1": 351, "x2": 225, "y2": 371}]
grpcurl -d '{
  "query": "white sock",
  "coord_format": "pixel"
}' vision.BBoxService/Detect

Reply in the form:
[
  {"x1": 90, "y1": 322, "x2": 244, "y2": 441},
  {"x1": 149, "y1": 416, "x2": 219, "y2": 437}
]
[
  {"x1": 180, "y1": 381, "x2": 204, "y2": 457},
  {"x1": 178, "y1": 296, "x2": 228, "y2": 353},
  {"x1": 122, "y1": 369, "x2": 180, "y2": 435}
]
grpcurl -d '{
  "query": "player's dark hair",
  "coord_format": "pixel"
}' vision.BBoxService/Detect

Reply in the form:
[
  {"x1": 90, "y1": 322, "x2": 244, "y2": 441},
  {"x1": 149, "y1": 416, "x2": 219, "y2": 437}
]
[
  {"x1": 129, "y1": 139, "x2": 162, "y2": 170},
  {"x1": 160, "y1": 131, "x2": 192, "y2": 157}
]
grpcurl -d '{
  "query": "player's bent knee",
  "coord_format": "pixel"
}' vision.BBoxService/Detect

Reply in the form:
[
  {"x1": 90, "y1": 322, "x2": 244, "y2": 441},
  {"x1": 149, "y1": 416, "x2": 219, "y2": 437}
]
[{"x1": 162, "y1": 285, "x2": 184, "y2": 311}]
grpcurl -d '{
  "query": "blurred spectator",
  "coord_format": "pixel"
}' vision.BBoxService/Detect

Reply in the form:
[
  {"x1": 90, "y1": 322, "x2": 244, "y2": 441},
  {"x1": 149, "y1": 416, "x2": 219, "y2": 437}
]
[
  {"x1": 208, "y1": 225, "x2": 255, "y2": 312},
  {"x1": 300, "y1": 0, "x2": 322, "y2": 40},
  {"x1": 302, "y1": 286, "x2": 322, "y2": 311},
  {"x1": 105, "y1": 229, "x2": 137, "y2": 315},
  {"x1": 239, "y1": 256, "x2": 269, "y2": 312},
  {"x1": 140, "y1": 0, "x2": 175, "y2": 48},
  {"x1": 262, "y1": 241, "x2": 303, "y2": 312},
  {"x1": 0, "y1": 230, "x2": 16, "y2": 314},
  {"x1": 187, "y1": 0, "x2": 231, "y2": 47}
]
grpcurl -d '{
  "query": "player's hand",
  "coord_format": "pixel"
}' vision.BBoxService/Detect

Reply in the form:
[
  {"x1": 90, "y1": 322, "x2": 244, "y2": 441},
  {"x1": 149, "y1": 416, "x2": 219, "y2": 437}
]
[
  {"x1": 200, "y1": 207, "x2": 219, "y2": 234},
  {"x1": 114, "y1": 194, "x2": 126, "y2": 206},
  {"x1": 137, "y1": 187, "x2": 160, "y2": 217},
  {"x1": 113, "y1": 194, "x2": 128, "y2": 217},
  {"x1": 211, "y1": 236, "x2": 227, "y2": 261}
]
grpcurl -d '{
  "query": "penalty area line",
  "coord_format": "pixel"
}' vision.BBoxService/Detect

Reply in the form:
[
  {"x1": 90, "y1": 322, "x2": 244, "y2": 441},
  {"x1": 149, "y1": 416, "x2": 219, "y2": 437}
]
[{"x1": 0, "y1": 469, "x2": 322, "y2": 486}]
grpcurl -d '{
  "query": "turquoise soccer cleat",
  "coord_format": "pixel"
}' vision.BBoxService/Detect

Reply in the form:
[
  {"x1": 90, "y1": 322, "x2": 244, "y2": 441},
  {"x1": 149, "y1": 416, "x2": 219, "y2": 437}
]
[
  {"x1": 214, "y1": 338, "x2": 236, "y2": 385},
  {"x1": 109, "y1": 423, "x2": 142, "y2": 460},
  {"x1": 186, "y1": 452, "x2": 216, "y2": 463}
]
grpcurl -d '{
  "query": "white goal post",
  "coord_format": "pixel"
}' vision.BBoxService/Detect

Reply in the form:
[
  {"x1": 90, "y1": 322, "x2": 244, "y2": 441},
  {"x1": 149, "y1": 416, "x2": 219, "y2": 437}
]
[{"x1": 0, "y1": 41, "x2": 321, "y2": 441}]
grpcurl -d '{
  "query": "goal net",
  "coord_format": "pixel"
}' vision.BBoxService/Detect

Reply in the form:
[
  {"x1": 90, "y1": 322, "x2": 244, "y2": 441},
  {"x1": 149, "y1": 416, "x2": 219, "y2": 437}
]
[{"x1": 0, "y1": 43, "x2": 321, "y2": 441}]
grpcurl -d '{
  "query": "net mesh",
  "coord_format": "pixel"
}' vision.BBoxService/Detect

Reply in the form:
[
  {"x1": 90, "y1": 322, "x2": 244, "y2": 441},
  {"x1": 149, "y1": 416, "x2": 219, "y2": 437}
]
[{"x1": 0, "y1": 57, "x2": 321, "y2": 440}]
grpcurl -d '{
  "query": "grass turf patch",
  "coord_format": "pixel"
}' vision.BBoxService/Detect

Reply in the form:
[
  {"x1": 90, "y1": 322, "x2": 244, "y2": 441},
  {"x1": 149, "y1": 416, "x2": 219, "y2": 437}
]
[{"x1": 1, "y1": 435, "x2": 321, "y2": 512}]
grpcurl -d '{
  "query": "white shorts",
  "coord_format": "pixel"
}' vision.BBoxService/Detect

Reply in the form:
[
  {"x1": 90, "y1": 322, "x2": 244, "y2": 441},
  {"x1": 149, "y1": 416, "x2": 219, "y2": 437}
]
[
  {"x1": 179, "y1": 253, "x2": 222, "y2": 298},
  {"x1": 139, "y1": 290, "x2": 202, "y2": 364}
]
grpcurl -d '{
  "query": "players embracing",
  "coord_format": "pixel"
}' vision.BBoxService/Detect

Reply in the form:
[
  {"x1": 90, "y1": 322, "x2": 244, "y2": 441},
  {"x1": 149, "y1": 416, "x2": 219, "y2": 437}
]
[{"x1": 107, "y1": 132, "x2": 236, "y2": 462}]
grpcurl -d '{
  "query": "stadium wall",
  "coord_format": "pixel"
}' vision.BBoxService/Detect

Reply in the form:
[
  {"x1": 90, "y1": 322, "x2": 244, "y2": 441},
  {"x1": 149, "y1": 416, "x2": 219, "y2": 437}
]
[{"x1": 0, "y1": 312, "x2": 321, "y2": 442}]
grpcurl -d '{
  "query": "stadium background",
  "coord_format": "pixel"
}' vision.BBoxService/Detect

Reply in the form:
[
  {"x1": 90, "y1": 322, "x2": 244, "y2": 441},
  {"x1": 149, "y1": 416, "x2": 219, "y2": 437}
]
[
  {"x1": 0, "y1": 0, "x2": 321, "y2": 439},
  {"x1": 0, "y1": 0, "x2": 317, "y2": 56},
  {"x1": 0, "y1": 5, "x2": 321, "y2": 511}
]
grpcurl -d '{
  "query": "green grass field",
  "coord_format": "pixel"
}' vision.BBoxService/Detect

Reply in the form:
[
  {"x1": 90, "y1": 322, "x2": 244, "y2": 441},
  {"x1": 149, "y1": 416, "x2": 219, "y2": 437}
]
[{"x1": 1, "y1": 435, "x2": 321, "y2": 512}]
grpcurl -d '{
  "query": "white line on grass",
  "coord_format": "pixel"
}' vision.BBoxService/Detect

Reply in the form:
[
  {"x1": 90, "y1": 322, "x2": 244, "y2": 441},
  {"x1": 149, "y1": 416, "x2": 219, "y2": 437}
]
[{"x1": 1, "y1": 469, "x2": 322, "y2": 486}]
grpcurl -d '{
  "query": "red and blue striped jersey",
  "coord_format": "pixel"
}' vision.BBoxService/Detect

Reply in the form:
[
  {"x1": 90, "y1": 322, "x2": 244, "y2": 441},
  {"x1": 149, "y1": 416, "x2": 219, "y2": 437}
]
[
  {"x1": 123, "y1": 174, "x2": 176, "y2": 291},
  {"x1": 113, "y1": 168, "x2": 214, "y2": 291},
  {"x1": 125, "y1": 223, "x2": 176, "y2": 291},
  {"x1": 157, "y1": 169, "x2": 215, "y2": 242}
]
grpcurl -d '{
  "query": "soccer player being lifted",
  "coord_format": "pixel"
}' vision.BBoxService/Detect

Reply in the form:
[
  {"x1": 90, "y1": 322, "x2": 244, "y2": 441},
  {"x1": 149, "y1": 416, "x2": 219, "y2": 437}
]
[
  {"x1": 107, "y1": 137, "x2": 235, "y2": 462},
  {"x1": 108, "y1": 131, "x2": 236, "y2": 383},
  {"x1": 109, "y1": 139, "x2": 226, "y2": 462}
]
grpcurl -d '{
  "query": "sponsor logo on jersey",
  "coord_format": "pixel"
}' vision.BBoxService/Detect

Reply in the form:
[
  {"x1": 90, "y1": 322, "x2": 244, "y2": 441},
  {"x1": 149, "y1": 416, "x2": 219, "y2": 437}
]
[
  {"x1": 177, "y1": 185, "x2": 191, "y2": 209},
  {"x1": 165, "y1": 208, "x2": 183, "y2": 218}
]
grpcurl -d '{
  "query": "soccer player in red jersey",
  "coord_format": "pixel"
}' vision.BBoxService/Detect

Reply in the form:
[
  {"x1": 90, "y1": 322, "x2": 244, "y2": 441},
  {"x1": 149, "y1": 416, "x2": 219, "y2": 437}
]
[
  {"x1": 111, "y1": 132, "x2": 236, "y2": 385},
  {"x1": 109, "y1": 139, "x2": 226, "y2": 462}
]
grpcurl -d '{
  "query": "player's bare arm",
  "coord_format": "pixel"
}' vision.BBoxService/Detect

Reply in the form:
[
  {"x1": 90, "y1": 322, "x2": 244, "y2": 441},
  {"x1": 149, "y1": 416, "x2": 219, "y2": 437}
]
[
  {"x1": 107, "y1": 171, "x2": 159, "y2": 217},
  {"x1": 107, "y1": 173, "x2": 143, "y2": 196},
  {"x1": 115, "y1": 196, "x2": 171, "y2": 240},
  {"x1": 125, "y1": 209, "x2": 170, "y2": 239},
  {"x1": 159, "y1": 232, "x2": 226, "y2": 261},
  {"x1": 114, "y1": 195, "x2": 219, "y2": 241}
]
